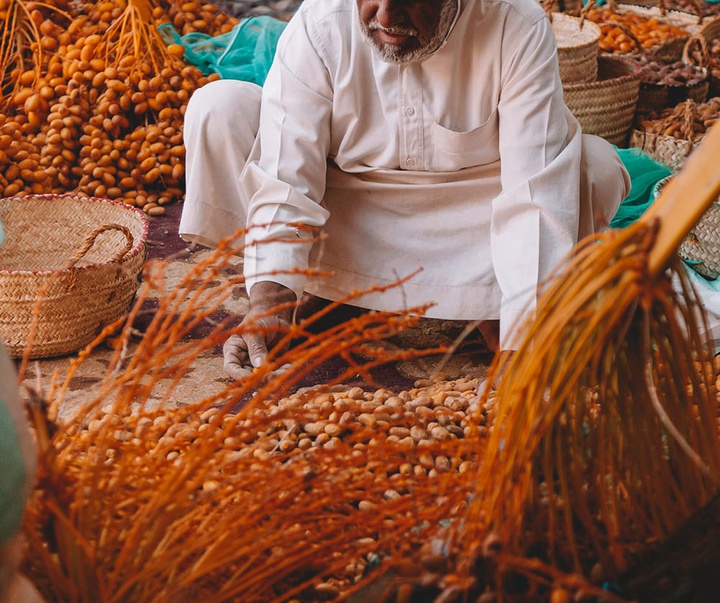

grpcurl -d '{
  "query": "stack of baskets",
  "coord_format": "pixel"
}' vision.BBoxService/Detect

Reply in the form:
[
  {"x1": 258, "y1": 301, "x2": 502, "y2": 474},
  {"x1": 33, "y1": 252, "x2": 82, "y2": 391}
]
[
  {"x1": 551, "y1": 9, "x2": 643, "y2": 146},
  {"x1": 0, "y1": 194, "x2": 148, "y2": 359},
  {"x1": 590, "y1": 0, "x2": 720, "y2": 278}
]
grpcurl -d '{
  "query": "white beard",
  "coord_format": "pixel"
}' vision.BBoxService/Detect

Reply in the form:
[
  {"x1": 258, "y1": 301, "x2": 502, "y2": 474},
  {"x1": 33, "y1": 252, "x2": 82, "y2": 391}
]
[{"x1": 359, "y1": 0, "x2": 458, "y2": 64}]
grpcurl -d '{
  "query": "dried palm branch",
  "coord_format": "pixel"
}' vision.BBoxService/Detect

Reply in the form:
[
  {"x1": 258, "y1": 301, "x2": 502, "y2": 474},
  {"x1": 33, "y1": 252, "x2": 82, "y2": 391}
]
[
  {"x1": 20, "y1": 126, "x2": 720, "y2": 602},
  {"x1": 21, "y1": 233, "x2": 483, "y2": 603},
  {"x1": 448, "y1": 123, "x2": 720, "y2": 595},
  {"x1": 93, "y1": 0, "x2": 181, "y2": 77}
]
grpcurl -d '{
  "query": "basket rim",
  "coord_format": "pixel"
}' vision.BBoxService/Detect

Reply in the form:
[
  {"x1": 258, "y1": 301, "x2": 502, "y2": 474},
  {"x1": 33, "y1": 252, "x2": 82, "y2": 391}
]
[
  {"x1": 652, "y1": 174, "x2": 674, "y2": 196},
  {"x1": 563, "y1": 55, "x2": 641, "y2": 90},
  {"x1": 639, "y1": 69, "x2": 708, "y2": 90},
  {"x1": 0, "y1": 193, "x2": 149, "y2": 276},
  {"x1": 615, "y1": 2, "x2": 719, "y2": 27},
  {"x1": 552, "y1": 12, "x2": 602, "y2": 49}
]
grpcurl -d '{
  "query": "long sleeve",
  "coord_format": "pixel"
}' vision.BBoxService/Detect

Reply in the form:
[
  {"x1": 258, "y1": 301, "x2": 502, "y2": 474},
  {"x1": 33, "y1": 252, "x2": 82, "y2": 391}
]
[
  {"x1": 241, "y1": 11, "x2": 335, "y2": 298},
  {"x1": 493, "y1": 15, "x2": 582, "y2": 346}
]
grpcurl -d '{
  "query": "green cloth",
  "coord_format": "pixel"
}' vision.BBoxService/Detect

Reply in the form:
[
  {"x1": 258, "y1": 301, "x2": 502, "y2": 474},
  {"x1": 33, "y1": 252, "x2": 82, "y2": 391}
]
[
  {"x1": 0, "y1": 216, "x2": 28, "y2": 543},
  {"x1": 608, "y1": 147, "x2": 720, "y2": 288},
  {"x1": 610, "y1": 146, "x2": 673, "y2": 230},
  {"x1": 158, "y1": 16, "x2": 288, "y2": 86},
  {"x1": 0, "y1": 395, "x2": 28, "y2": 543}
]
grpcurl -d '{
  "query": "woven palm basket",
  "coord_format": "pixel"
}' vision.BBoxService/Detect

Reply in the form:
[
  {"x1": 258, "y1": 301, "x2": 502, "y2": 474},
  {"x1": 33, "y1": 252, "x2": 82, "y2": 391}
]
[
  {"x1": 628, "y1": 128, "x2": 693, "y2": 171},
  {"x1": 617, "y1": 1, "x2": 720, "y2": 41},
  {"x1": 636, "y1": 35, "x2": 710, "y2": 115},
  {"x1": 563, "y1": 55, "x2": 642, "y2": 146},
  {"x1": 0, "y1": 195, "x2": 148, "y2": 359},
  {"x1": 599, "y1": 0, "x2": 692, "y2": 63},
  {"x1": 653, "y1": 175, "x2": 720, "y2": 279},
  {"x1": 638, "y1": 75, "x2": 709, "y2": 114},
  {"x1": 551, "y1": 11, "x2": 602, "y2": 84}
]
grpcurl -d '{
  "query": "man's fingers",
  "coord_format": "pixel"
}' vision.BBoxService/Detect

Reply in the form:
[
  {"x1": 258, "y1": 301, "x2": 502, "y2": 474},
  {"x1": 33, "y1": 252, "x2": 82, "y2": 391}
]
[
  {"x1": 245, "y1": 336, "x2": 268, "y2": 368},
  {"x1": 223, "y1": 315, "x2": 291, "y2": 378},
  {"x1": 230, "y1": 327, "x2": 270, "y2": 368},
  {"x1": 224, "y1": 334, "x2": 247, "y2": 350},
  {"x1": 223, "y1": 334, "x2": 248, "y2": 360},
  {"x1": 247, "y1": 315, "x2": 291, "y2": 367},
  {"x1": 224, "y1": 360, "x2": 253, "y2": 381},
  {"x1": 223, "y1": 335, "x2": 253, "y2": 380}
]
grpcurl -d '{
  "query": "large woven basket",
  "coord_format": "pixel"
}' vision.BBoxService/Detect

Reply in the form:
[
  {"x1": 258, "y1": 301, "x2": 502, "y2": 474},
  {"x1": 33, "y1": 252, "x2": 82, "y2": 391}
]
[
  {"x1": 636, "y1": 35, "x2": 710, "y2": 115},
  {"x1": 0, "y1": 195, "x2": 148, "y2": 358},
  {"x1": 599, "y1": 0, "x2": 692, "y2": 62},
  {"x1": 628, "y1": 128, "x2": 693, "y2": 171},
  {"x1": 619, "y1": 1, "x2": 720, "y2": 40},
  {"x1": 563, "y1": 55, "x2": 642, "y2": 146},
  {"x1": 551, "y1": 11, "x2": 602, "y2": 84},
  {"x1": 653, "y1": 175, "x2": 720, "y2": 279},
  {"x1": 629, "y1": 97, "x2": 706, "y2": 170}
]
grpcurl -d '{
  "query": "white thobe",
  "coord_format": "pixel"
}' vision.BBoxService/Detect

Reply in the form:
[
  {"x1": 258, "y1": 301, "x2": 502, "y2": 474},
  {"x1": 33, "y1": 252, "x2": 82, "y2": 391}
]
[{"x1": 180, "y1": 0, "x2": 631, "y2": 346}]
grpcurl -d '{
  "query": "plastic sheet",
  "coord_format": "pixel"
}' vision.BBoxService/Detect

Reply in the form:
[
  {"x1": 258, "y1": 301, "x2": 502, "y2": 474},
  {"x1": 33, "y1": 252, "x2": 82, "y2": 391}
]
[{"x1": 158, "y1": 16, "x2": 287, "y2": 86}]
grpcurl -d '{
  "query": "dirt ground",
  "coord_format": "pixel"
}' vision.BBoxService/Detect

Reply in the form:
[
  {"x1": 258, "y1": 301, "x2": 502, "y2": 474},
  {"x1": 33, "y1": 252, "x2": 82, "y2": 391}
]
[{"x1": 18, "y1": 202, "x2": 493, "y2": 419}]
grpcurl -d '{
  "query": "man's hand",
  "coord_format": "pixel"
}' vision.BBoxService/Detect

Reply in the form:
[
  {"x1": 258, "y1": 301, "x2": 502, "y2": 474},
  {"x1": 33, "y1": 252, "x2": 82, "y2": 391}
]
[{"x1": 223, "y1": 281, "x2": 297, "y2": 380}]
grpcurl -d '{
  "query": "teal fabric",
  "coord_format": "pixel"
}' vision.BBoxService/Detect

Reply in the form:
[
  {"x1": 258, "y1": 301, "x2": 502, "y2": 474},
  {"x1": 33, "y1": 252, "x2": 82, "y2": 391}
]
[
  {"x1": 159, "y1": 16, "x2": 288, "y2": 86},
  {"x1": 610, "y1": 146, "x2": 673, "y2": 229},
  {"x1": 0, "y1": 396, "x2": 27, "y2": 543},
  {"x1": 610, "y1": 147, "x2": 720, "y2": 289},
  {"x1": 0, "y1": 215, "x2": 26, "y2": 543}
]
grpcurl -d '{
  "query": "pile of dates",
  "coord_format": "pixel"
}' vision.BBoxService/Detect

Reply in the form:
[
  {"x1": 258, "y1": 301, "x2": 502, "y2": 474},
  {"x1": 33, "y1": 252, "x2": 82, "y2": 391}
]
[
  {"x1": 636, "y1": 97, "x2": 720, "y2": 142},
  {"x1": 635, "y1": 54, "x2": 707, "y2": 86}
]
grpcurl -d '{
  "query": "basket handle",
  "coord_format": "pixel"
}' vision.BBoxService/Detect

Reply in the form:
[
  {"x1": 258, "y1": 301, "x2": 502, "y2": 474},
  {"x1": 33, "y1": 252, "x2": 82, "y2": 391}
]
[
  {"x1": 578, "y1": 0, "x2": 597, "y2": 28},
  {"x1": 681, "y1": 98, "x2": 698, "y2": 148},
  {"x1": 542, "y1": 0, "x2": 555, "y2": 22},
  {"x1": 605, "y1": 0, "x2": 619, "y2": 15},
  {"x1": 681, "y1": 0, "x2": 705, "y2": 25},
  {"x1": 682, "y1": 33, "x2": 709, "y2": 69},
  {"x1": 66, "y1": 223, "x2": 135, "y2": 269},
  {"x1": 545, "y1": 0, "x2": 596, "y2": 28},
  {"x1": 600, "y1": 21, "x2": 644, "y2": 54}
]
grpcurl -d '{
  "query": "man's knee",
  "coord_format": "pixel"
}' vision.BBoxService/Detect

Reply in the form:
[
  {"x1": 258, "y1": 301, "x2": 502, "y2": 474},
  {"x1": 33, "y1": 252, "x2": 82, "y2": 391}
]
[
  {"x1": 185, "y1": 79, "x2": 263, "y2": 143},
  {"x1": 180, "y1": 79, "x2": 263, "y2": 248},
  {"x1": 580, "y1": 134, "x2": 631, "y2": 233}
]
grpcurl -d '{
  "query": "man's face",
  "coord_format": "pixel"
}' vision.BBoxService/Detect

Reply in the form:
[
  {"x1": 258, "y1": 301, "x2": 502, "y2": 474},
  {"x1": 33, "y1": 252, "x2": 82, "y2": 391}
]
[{"x1": 357, "y1": 0, "x2": 458, "y2": 64}]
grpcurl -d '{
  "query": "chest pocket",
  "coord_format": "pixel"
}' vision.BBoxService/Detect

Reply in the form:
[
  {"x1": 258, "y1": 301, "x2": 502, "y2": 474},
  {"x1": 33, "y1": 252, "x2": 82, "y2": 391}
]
[{"x1": 432, "y1": 109, "x2": 500, "y2": 172}]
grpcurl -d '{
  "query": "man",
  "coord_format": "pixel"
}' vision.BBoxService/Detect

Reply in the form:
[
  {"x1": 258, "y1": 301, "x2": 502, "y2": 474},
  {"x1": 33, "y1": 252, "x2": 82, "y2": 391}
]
[{"x1": 180, "y1": 0, "x2": 631, "y2": 379}]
